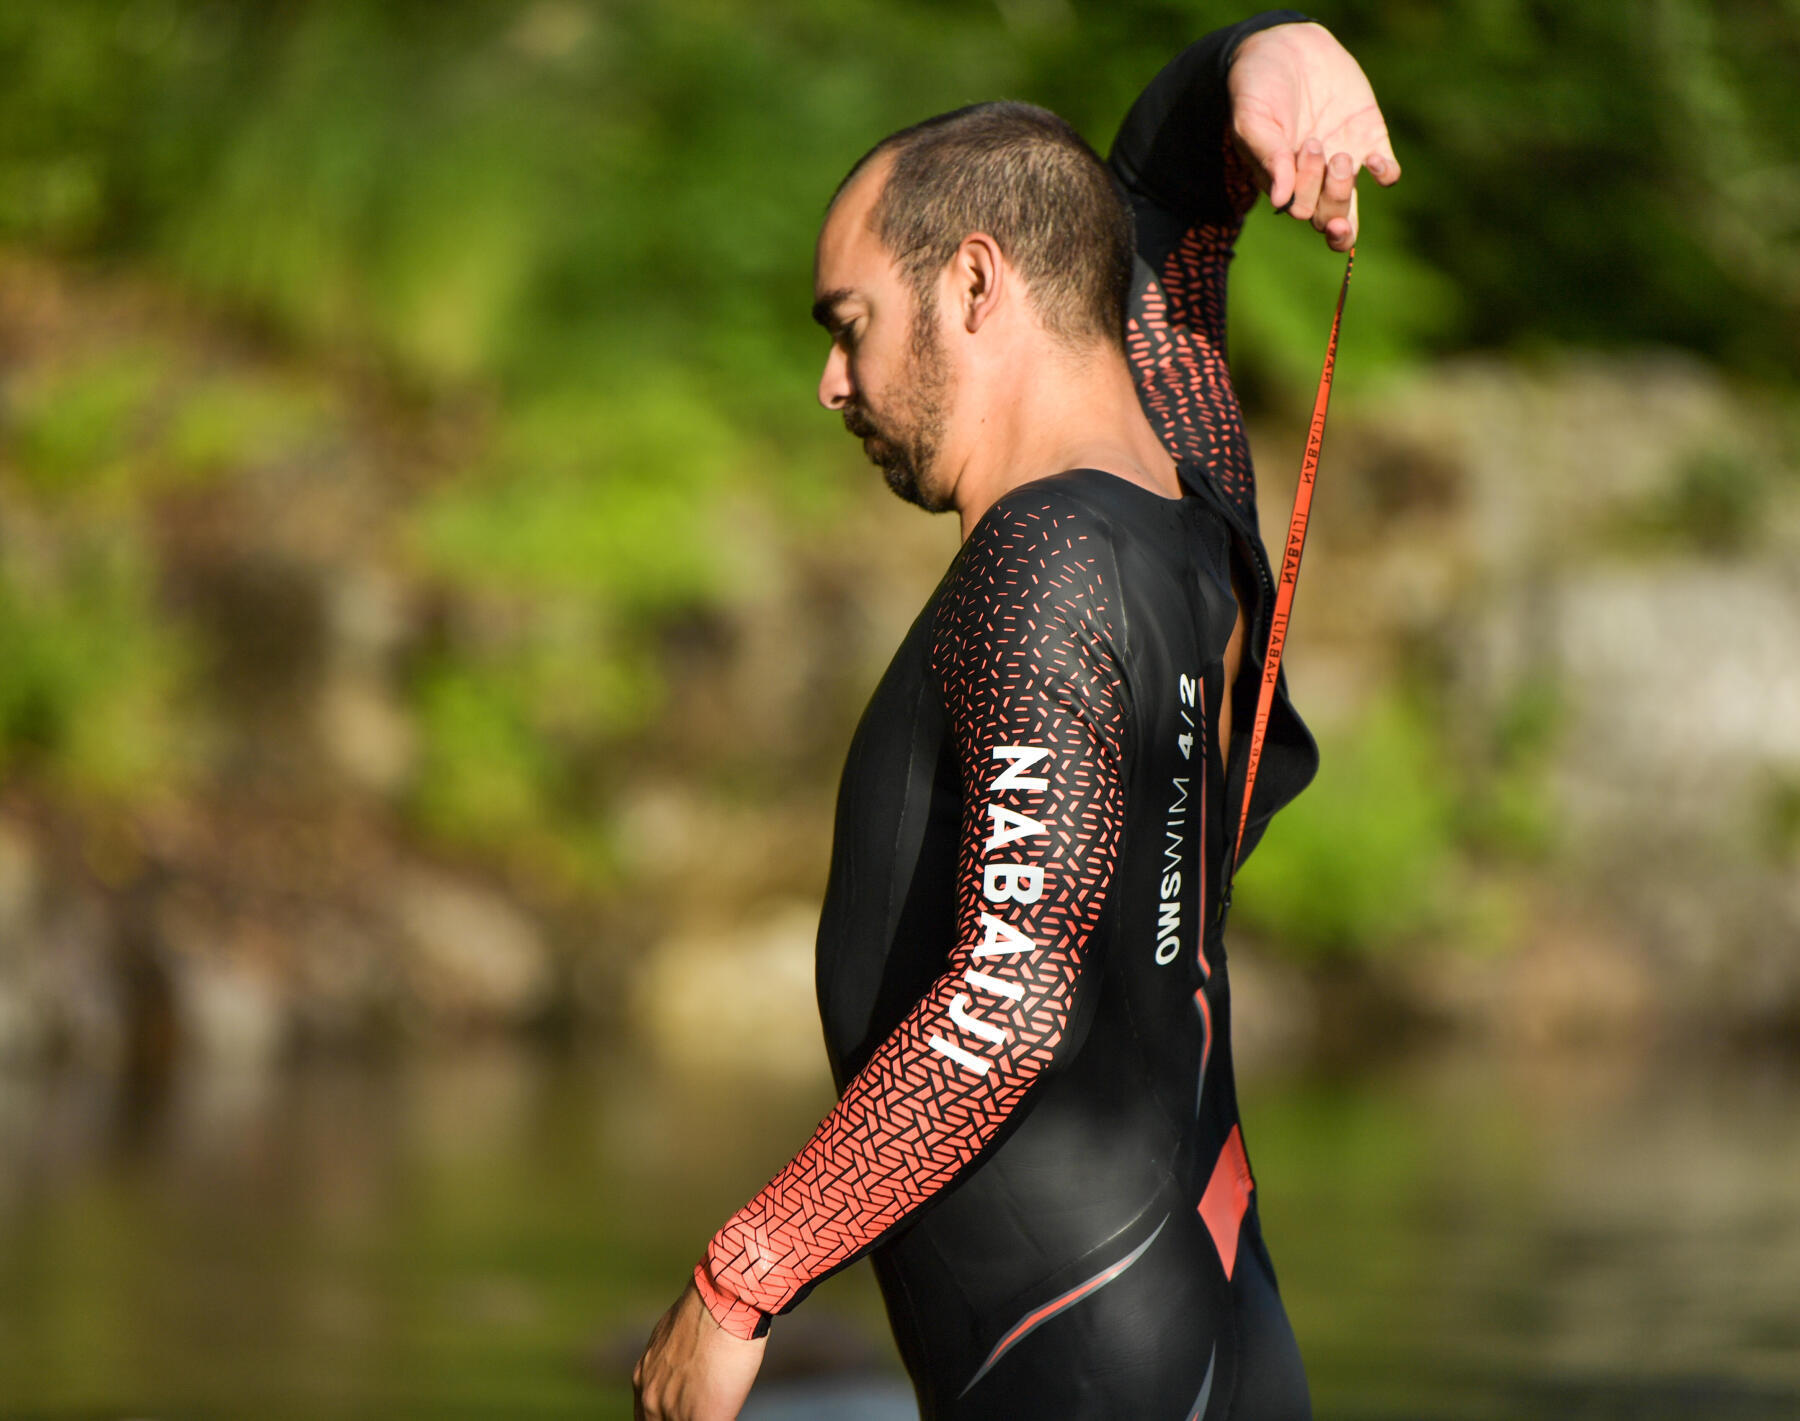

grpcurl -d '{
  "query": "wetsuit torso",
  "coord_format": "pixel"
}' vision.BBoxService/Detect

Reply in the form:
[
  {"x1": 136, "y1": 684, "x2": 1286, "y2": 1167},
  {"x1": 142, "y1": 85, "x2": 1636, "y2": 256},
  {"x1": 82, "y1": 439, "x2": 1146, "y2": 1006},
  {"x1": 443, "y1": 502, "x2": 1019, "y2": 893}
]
[{"x1": 694, "y1": 12, "x2": 1322, "y2": 1419}]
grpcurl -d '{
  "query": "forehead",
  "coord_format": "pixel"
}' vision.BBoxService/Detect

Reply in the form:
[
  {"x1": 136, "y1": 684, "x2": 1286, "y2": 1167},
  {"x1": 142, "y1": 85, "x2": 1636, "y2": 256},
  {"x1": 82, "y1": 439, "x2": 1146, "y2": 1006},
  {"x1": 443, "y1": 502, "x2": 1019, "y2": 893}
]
[{"x1": 814, "y1": 152, "x2": 895, "y2": 300}]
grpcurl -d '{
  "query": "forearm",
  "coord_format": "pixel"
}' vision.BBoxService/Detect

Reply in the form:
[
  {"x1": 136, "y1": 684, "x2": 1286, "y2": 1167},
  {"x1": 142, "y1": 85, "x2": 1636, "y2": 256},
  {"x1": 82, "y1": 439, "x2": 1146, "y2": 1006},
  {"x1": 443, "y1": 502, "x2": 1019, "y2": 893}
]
[{"x1": 695, "y1": 898, "x2": 1097, "y2": 1339}]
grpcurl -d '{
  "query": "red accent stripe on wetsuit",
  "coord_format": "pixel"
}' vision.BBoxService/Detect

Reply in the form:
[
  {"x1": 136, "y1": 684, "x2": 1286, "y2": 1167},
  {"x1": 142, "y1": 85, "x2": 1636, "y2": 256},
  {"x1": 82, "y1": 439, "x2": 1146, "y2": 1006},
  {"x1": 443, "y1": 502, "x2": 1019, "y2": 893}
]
[
  {"x1": 696, "y1": 498, "x2": 1128, "y2": 1340},
  {"x1": 1199, "y1": 1123, "x2": 1255, "y2": 1280},
  {"x1": 957, "y1": 1211, "x2": 1172, "y2": 1398}
]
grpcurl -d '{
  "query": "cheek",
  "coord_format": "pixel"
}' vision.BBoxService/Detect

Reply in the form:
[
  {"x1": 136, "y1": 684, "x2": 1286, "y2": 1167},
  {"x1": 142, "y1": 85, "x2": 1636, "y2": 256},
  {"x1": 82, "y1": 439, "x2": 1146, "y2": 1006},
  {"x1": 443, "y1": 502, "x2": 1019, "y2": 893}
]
[
  {"x1": 852, "y1": 328, "x2": 903, "y2": 394},
  {"x1": 849, "y1": 355, "x2": 890, "y2": 412},
  {"x1": 871, "y1": 351, "x2": 925, "y2": 411}
]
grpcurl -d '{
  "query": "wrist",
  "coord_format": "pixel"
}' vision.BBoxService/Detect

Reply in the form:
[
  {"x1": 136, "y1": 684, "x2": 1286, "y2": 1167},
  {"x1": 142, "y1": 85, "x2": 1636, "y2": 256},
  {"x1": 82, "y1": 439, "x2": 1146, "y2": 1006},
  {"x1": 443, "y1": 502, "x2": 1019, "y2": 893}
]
[
  {"x1": 692, "y1": 1259, "x2": 772, "y2": 1341},
  {"x1": 1228, "y1": 21, "x2": 1307, "y2": 68}
]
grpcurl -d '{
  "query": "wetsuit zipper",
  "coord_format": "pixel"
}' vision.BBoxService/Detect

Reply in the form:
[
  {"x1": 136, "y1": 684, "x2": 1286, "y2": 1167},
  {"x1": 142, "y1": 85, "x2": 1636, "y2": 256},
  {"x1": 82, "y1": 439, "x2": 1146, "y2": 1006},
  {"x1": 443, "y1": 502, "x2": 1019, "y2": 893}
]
[{"x1": 1193, "y1": 483, "x2": 1278, "y2": 926}]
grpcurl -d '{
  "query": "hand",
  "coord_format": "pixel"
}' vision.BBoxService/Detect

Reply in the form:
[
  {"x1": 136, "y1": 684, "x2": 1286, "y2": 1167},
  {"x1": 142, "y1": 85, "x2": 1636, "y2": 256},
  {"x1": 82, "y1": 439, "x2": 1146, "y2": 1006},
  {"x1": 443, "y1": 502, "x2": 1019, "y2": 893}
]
[
  {"x1": 1228, "y1": 21, "x2": 1401, "y2": 251},
  {"x1": 632, "y1": 1278, "x2": 768, "y2": 1421}
]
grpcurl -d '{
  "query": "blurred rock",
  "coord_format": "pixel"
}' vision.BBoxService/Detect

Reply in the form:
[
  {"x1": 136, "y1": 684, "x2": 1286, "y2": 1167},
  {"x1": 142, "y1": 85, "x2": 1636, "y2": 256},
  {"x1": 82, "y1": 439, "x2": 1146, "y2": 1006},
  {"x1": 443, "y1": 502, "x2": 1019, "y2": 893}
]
[
  {"x1": 611, "y1": 782, "x2": 832, "y2": 909},
  {"x1": 1412, "y1": 898, "x2": 1661, "y2": 1047},
  {"x1": 390, "y1": 869, "x2": 554, "y2": 1028},
  {"x1": 316, "y1": 566, "x2": 417, "y2": 793},
  {"x1": 631, "y1": 902, "x2": 827, "y2": 1085},
  {"x1": 293, "y1": 909, "x2": 401, "y2": 1043},
  {"x1": 1321, "y1": 351, "x2": 1800, "y2": 1019},
  {"x1": 316, "y1": 674, "x2": 416, "y2": 794},
  {"x1": 152, "y1": 886, "x2": 288, "y2": 1067},
  {"x1": 1223, "y1": 943, "x2": 1320, "y2": 1078},
  {"x1": 173, "y1": 951, "x2": 288, "y2": 1069},
  {"x1": 0, "y1": 818, "x2": 39, "y2": 945},
  {"x1": 1552, "y1": 563, "x2": 1800, "y2": 832},
  {"x1": 0, "y1": 821, "x2": 49, "y2": 1061},
  {"x1": 37, "y1": 891, "x2": 128, "y2": 1067}
]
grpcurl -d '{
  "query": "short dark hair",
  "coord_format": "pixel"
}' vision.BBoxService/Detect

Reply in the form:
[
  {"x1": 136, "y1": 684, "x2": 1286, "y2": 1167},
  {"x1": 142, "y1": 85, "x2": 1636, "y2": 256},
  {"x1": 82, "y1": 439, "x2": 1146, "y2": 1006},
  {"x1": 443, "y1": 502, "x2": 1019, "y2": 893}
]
[{"x1": 837, "y1": 101, "x2": 1134, "y2": 351}]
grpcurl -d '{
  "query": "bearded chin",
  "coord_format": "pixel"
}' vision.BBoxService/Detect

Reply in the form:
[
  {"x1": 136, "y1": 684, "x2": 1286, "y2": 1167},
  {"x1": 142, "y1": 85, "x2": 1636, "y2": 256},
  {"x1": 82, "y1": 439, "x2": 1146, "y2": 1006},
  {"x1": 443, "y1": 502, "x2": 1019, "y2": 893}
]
[{"x1": 879, "y1": 444, "x2": 941, "y2": 512}]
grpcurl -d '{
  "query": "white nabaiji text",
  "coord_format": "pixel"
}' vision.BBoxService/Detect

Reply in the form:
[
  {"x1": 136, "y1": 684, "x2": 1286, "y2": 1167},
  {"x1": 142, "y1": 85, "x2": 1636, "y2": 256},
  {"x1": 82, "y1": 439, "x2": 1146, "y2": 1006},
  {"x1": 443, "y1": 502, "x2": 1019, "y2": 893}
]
[{"x1": 929, "y1": 745, "x2": 1053, "y2": 1076}]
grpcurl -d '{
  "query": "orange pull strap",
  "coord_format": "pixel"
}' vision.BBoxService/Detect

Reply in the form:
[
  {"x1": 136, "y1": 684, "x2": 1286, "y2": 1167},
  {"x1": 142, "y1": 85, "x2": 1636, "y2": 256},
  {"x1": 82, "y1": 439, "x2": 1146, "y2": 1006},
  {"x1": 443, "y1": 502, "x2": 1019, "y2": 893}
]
[{"x1": 1226, "y1": 248, "x2": 1354, "y2": 896}]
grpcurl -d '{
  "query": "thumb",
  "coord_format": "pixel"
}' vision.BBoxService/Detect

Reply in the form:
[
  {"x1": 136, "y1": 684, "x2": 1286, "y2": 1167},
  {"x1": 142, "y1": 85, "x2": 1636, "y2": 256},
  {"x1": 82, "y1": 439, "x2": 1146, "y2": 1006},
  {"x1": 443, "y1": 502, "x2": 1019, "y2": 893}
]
[{"x1": 1260, "y1": 144, "x2": 1296, "y2": 210}]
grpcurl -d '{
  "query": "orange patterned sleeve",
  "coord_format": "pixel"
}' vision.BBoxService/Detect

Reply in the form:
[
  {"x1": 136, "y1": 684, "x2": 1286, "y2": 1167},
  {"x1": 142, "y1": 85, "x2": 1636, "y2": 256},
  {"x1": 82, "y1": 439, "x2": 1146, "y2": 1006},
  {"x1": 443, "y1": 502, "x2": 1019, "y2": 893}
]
[
  {"x1": 694, "y1": 493, "x2": 1130, "y2": 1339},
  {"x1": 1110, "y1": 10, "x2": 1312, "y2": 521}
]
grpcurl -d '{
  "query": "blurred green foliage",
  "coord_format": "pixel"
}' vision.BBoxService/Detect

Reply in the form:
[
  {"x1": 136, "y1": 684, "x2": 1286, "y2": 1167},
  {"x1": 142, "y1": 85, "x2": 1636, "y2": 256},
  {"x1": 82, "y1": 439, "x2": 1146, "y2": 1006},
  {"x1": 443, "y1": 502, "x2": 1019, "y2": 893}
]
[
  {"x1": 409, "y1": 382, "x2": 745, "y2": 608},
  {"x1": 3, "y1": 0, "x2": 1791, "y2": 397},
  {"x1": 1234, "y1": 690, "x2": 1457, "y2": 958},
  {"x1": 8, "y1": 343, "x2": 327, "y2": 501},
  {"x1": 406, "y1": 621, "x2": 656, "y2": 889},
  {"x1": 0, "y1": 525, "x2": 197, "y2": 798},
  {"x1": 0, "y1": 0, "x2": 1794, "y2": 937},
  {"x1": 1454, "y1": 675, "x2": 1565, "y2": 866},
  {"x1": 8, "y1": 349, "x2": 166, "y2": 497},
  {"x1": 1236, "y1": 670, "x2": 1572, "y2": 959}
]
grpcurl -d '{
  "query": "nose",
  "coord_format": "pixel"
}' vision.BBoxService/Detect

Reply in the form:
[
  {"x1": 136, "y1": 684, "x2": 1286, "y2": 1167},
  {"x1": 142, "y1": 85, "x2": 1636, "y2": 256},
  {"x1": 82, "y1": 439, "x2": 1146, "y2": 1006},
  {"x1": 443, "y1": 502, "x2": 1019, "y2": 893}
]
[{"x1": 818, "y1": 342, "x2": 852, "y2": 411}]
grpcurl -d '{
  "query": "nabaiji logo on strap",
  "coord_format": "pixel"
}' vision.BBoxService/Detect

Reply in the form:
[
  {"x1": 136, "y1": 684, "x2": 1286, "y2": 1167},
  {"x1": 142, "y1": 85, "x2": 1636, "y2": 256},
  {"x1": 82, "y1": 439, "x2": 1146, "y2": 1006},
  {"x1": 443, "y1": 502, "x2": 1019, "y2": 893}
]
[{"x1": 1224, "y1": 249, "x2": 1354, "y2": 912}]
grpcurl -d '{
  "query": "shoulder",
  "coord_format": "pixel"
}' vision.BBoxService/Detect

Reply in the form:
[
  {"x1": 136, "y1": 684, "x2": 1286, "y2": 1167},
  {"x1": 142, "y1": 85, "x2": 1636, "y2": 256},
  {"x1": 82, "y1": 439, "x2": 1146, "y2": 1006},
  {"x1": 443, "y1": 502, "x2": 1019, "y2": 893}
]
[
  {"x1": 957, "y1": 472, "x2": 1134, "y2": 583},
  {"x1": 938, "y1": 474, "x2": 1136, "y2": 669},
  {"x1": 956, "y1": 470, "x2": 1184, "y2": 616}
]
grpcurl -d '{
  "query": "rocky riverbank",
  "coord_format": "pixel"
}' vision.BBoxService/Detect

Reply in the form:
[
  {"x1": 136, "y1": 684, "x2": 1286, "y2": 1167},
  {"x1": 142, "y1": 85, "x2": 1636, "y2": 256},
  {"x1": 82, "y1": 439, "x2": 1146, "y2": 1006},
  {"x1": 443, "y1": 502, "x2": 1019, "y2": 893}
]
[{"x1": 2, "y1": 253, "x2": 1797, "y2": 1079}]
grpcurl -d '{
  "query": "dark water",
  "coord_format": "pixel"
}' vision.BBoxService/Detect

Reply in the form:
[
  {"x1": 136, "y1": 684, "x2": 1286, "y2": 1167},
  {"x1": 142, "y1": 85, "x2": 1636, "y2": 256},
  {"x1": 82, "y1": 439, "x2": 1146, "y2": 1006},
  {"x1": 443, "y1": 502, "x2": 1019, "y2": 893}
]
[{"x1": 1, "y1": 1039, "x2": 1797, "y2": 1419}]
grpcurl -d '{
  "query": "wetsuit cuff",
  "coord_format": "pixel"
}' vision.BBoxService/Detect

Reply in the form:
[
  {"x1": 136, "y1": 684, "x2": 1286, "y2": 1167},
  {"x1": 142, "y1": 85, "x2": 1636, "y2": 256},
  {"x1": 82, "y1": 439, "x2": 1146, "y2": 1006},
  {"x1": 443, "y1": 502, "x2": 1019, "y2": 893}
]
[
  {"x1": 1226, "y1": 9, "x2": 1314, "y2": 67},
  {"x1": 1107, "y1": 9, "x2": 1313, "y2": 224},
  {"x1": 693, "y1": 1260, "x2": 772, "y2": 1341}
]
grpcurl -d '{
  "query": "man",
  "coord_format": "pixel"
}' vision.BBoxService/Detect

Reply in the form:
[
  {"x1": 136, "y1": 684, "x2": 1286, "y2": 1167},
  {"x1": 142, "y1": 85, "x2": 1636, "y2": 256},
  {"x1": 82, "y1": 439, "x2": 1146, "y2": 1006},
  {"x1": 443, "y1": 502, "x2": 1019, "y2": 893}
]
[{"x1": 635, "y1": 11, "x2": 1398, "y2": 1419}]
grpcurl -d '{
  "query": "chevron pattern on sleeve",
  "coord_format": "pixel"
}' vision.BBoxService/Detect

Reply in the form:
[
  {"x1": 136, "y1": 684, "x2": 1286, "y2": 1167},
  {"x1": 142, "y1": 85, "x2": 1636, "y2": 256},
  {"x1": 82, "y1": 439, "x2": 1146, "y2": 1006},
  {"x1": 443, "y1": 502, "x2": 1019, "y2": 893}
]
[{"x1": 695, "y1": 494, "x2": 1128, "y2": 1340}]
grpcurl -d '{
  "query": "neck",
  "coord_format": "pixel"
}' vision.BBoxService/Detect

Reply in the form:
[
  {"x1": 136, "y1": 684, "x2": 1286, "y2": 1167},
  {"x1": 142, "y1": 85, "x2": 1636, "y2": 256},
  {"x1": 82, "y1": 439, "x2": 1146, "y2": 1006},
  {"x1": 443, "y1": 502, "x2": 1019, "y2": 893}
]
[{"x1": 946, "y1": 343, "x2": 1180, "y2": 540}]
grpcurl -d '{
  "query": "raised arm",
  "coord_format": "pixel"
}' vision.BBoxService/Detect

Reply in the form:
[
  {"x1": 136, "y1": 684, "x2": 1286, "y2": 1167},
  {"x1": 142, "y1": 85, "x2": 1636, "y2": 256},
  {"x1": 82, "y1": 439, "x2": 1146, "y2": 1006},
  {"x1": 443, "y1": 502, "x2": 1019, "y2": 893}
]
[
  {"x1": 1110, "y1": 13, "x2": 1397, "y2": 520},
  {"x1": 1110, "y1": 12, "x2": 1309, "y2": 520},
  {"x1": 1109, "y1": 9, "x2": 1311, "y2": 233},
  {"x1": 693, "y1": 492, "x2": 1130, "y2": 1342}
]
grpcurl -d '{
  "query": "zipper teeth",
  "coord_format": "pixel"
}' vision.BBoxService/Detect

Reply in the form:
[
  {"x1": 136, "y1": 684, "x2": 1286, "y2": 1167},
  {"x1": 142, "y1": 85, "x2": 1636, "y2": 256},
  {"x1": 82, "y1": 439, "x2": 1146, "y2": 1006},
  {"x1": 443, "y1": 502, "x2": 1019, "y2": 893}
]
[
  {"x1": 1217, "y1": 499, "x2": 1276, "y2": 918},
  {"x1": 1179, "y1": 467, "x2": 1276, "y2": 922}
]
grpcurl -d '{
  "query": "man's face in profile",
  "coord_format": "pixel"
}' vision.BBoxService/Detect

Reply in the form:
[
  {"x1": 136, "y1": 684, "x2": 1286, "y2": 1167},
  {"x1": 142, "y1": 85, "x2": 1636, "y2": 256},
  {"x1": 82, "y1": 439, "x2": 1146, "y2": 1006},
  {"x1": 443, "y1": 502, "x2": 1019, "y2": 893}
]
[{"x1": 813, "y1": 157, "x2": 954, "y2": 513}]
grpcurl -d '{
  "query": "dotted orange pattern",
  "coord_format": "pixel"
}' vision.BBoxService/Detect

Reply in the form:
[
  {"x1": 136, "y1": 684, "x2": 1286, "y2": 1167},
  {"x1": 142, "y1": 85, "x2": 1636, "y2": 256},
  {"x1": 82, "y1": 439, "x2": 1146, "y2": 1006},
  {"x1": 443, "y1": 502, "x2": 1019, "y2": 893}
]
[
  {"x1": 1126, "y1": 133, "x2": 1262, "y2": 518},
  {"x1": 697, "y1": 496, "x2": 1128, "y2": 1340}
]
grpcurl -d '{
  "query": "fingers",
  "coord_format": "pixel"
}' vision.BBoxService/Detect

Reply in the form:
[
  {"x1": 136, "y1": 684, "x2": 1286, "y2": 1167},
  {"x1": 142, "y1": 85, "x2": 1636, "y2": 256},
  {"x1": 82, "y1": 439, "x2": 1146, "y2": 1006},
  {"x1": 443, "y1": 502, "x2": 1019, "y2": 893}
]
[
  {"x1": 1275, "y1": 142, "x2": 1374, "y2": 251},
  {"x1": 1286, "y1": 137, "x2": 1327, "y2": 220},
  {"x1": 1231, "y1": 111, "x2": 1294, "y2": 207},
  {"x1": 1314, "y1": 150, "x2": 1356, "y2": 248},
  {"x1": 1322, "y1": 187, "x2": 1358, "y2": 252},
  {"x1": 633, "y1": 1352, "x2": 652, "y2": 1420}
]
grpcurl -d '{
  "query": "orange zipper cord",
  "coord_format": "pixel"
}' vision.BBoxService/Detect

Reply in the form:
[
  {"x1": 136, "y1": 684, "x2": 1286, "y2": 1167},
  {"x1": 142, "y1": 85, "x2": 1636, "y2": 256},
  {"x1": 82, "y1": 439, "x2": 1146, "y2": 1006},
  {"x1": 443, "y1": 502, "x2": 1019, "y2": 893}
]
[{"x1": 1227, "y1": 248, "x2": 1354, "y2": 891}]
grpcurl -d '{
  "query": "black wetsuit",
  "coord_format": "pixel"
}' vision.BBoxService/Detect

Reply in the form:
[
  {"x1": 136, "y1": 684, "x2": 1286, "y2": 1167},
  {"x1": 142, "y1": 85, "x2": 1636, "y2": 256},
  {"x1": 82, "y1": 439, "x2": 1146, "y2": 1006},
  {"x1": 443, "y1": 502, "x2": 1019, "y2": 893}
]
[{"x1": 694, "y1": 12, "x2": 1322, "y2": 1419}]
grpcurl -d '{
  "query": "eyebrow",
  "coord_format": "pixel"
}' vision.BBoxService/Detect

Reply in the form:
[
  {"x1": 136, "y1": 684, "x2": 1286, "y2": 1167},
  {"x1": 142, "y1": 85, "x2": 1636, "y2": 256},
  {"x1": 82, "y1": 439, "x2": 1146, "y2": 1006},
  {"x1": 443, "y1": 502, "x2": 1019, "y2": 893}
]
[{"x1": 812, "y1": 288, "x2": 855, "y2": 331}]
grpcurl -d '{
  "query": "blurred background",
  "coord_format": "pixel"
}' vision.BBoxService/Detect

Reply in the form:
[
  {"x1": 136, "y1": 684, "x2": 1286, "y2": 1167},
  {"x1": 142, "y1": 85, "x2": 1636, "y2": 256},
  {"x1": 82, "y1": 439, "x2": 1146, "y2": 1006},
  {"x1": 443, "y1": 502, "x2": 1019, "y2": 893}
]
[{"x1": 1, "y1": 1, "x2": 1797, "y2": 1417}]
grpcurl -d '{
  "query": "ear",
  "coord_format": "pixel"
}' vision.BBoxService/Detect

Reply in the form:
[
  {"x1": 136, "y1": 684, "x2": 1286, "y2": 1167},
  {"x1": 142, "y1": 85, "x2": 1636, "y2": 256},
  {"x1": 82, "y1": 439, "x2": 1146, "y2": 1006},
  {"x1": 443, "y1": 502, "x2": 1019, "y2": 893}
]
[{"x1": 953, "y1": 232, "x2": 1005, "y2": 334}]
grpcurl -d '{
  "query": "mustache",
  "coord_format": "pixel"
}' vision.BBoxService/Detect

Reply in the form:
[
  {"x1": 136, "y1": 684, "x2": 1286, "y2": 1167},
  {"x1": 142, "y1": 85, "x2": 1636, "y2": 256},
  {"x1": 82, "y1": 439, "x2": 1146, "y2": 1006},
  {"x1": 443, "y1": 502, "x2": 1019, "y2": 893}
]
[{"x1": 842, "y1": 402, "x2": 879, "y2": 440}]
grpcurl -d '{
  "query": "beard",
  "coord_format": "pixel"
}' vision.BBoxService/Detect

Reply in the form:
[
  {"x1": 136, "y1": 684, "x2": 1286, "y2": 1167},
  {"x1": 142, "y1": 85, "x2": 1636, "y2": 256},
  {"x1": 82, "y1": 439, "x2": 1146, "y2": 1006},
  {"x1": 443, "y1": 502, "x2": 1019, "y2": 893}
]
[{"x1": 841, "y1": 290, "x2": 952, "y2": 513}]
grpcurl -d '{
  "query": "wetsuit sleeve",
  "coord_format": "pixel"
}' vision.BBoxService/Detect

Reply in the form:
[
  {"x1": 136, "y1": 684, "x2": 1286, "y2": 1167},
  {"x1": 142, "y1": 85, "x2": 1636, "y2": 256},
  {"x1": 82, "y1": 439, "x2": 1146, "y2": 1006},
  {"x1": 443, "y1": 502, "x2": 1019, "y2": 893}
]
[
  {"x1": 1110, "y1": 9, "x2": 1310, "y2": 520},
  {"x1": 694, "y1": 495, "x2": 1129, "y2": 1340}
]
